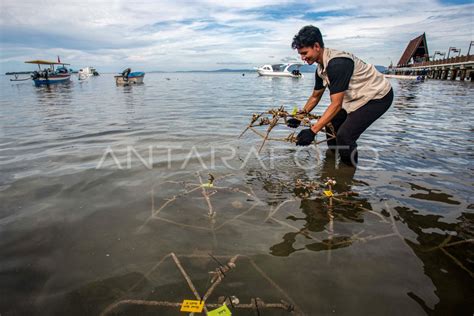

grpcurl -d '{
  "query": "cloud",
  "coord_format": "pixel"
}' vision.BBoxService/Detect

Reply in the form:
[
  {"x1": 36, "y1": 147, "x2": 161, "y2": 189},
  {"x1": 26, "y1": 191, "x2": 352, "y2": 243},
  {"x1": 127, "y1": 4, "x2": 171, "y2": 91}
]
[
  {"x1": 0, "y1": 0, "x2": 472, "y2": 72},
  {"x1": 281, "y1": 56, "x2": 299, "y2": 62},
  {"x1": 216, "y1": 62, "x2": 252, "y2": 65}
]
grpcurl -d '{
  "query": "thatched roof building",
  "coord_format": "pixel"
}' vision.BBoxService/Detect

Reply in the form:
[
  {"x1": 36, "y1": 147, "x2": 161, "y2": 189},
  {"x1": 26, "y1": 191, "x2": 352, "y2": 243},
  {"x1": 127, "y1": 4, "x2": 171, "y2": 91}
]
[{"x1": 397, "y1": 33, "x2": 430, "y2": 67}]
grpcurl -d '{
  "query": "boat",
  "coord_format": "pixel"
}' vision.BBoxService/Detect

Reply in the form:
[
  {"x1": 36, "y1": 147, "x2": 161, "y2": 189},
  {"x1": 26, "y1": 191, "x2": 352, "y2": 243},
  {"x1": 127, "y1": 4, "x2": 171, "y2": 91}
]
[
  {"x1": 25, "y1": 60, "x2": 71, "y2": 86},
  {"x1": 384, "y1": 74, "x2": 425, "y2": 80},
  {"x1": 256, "y1": 63, "x2": 304, "y2": 78},
  {"x1": 114, "y1": 68, "x2": 145, "y2": 85},
  {"x1": 78, "y1": 66, "x2": 98, "y2": 80},
  {"x1": 91, "y1": 67, "x2": 99, "y2": 76}
]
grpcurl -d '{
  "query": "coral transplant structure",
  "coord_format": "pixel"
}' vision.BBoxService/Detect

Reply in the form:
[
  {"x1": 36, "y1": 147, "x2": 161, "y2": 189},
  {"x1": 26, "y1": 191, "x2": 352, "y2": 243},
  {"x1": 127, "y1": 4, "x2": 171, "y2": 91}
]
[
  {"x1": 238, "y1": 105, "x2": 337, "y2": 153},
  {"x1": 102, "y1": 174, "x2": 361, "y2": 315},
  {"x1": 95, "y1": 108, "x2": 474, "y2": 315},
  {"x1": 98, "y1": 171, "x2": 472, "y2": 315},
  {"x1": 100, "y1": 252, "x2": 300, "y2": 315}
]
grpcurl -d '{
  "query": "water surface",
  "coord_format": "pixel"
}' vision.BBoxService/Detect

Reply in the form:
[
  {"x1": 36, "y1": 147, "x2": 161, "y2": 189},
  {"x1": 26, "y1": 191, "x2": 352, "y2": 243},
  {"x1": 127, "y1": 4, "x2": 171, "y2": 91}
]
[{"x1": 0, "y1": 73, "x2": 472, "y2": 315}]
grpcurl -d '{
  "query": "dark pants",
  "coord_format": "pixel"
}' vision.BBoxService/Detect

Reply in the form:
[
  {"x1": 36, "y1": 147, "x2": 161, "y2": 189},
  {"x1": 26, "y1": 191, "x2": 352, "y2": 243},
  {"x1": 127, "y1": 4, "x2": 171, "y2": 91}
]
[{"x1": 326, "y1": 88, "x2": 394, "y2": 167}]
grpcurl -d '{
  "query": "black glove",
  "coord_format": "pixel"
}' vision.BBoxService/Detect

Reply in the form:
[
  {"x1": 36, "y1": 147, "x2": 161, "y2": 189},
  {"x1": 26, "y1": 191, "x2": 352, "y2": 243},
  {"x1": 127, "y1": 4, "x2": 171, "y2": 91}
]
[
  {"x1": 296, "y1": 129, "x2": 316, "y2": 146},
  {"x1": 287, "y1": 118, "x2": 301, "y2": 128}
]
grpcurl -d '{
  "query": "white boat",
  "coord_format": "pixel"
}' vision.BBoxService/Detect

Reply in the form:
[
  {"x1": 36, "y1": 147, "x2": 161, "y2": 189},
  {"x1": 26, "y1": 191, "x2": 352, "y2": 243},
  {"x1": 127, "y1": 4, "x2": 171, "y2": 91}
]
[
  {"x1": 256, "y1": 63, "x2": 304, "y2": 78},
  {"x1": 78, "y1": 66, "x2": 98, "y2": 80},
  {"x1": 384, "y1": 74, "x2": 425, "y2": 80}
]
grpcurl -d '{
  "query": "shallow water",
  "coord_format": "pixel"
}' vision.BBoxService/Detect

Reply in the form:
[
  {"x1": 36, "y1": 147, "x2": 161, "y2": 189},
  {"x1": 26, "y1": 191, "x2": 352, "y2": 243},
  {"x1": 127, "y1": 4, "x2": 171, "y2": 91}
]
[{"x1": 0, "y1": 73, "x2": 472, "y2": 315}]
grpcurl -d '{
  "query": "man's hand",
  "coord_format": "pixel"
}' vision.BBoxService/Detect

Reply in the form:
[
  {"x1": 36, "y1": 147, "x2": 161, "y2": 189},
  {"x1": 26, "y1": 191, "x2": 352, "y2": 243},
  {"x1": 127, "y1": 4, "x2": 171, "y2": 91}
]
[
  {"x1": 297, "y1": 109, "x2": 308, "y2": 115},
  {"x1": 287, "y1": 118, "x2": 301, "y2": 128},
  {"x1": 296, "y1": 129, "x2": 316, "y2": 146}
]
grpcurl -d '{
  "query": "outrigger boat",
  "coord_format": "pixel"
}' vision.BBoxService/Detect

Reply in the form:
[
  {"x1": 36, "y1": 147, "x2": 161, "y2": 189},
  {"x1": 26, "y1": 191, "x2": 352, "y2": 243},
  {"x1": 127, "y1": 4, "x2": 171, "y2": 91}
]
[
  {"x1": 25, "y1": 60, "x2": 71, "y2": 86},
  {"x1": 255, "y1": 63, "x2": 304, "y2": 78}
]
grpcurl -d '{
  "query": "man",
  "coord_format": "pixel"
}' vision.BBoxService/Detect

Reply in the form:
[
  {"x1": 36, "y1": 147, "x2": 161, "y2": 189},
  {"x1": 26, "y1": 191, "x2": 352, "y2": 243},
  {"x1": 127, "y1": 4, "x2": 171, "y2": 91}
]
[{"x1": 288, "y1": 25, "x2": 393, "y2": 167}]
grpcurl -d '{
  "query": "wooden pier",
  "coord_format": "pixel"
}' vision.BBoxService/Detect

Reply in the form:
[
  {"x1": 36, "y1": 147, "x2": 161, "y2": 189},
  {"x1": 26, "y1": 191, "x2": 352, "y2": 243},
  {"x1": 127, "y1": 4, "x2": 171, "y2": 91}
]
[
  {"x1": 393, "y1": 55, "x2": 474, "y2": 81},
  {"x1": 390, "y1": 33, "x2": 473, "y2": 81}
]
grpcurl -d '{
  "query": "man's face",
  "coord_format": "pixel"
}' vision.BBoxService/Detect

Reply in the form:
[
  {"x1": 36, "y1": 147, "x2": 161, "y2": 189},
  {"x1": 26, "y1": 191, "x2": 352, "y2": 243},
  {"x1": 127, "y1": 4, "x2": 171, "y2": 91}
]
[{"x1": 297, "y1": 43, "x2": 322, "y2": 65}]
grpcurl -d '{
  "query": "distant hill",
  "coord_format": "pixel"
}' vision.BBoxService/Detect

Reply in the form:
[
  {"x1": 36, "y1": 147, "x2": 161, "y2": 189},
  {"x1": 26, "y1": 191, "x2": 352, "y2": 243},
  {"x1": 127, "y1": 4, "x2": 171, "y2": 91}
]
[
  {"x1": 150, "y1": 64, "x2": 388, "y2": 74},
  {"x1": 177, "y1": 69, "x2": 253, "y2": 73},
  {"x1": 374, "y1": 65, "x2": 387, "y2": 73},
  {"x1": 209, "y1": 65, "x2": 318, "y2": 73},
  {"x1": 299, "y1": 65, "x2": 316, "y2": 73},
  {"x1": 167, "y1": 65, "x2": 317, "y2": 73}
]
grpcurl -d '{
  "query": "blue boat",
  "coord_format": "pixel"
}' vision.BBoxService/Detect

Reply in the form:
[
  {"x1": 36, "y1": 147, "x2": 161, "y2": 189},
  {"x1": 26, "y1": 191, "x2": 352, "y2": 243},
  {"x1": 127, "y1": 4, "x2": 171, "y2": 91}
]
[{"x1": 25, "y1": 60, "x2": 71, "y2": 86}]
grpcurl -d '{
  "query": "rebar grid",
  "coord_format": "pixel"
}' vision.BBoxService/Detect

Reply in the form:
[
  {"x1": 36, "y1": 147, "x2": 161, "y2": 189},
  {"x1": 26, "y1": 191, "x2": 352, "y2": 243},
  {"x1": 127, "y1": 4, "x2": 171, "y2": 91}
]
[
  {"x1": 101, "y1": 253, "x2": 301, "y2": 315},
  {"x1": 126, "y1": 173, "x2": 474, "y2": 315}
]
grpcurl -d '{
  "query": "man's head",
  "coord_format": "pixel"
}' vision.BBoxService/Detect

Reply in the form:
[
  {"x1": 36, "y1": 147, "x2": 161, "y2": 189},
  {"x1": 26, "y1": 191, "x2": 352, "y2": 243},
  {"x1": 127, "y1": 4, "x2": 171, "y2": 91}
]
[{"x1": 291, "y1": 25, "x2": 324, "y2": 65}]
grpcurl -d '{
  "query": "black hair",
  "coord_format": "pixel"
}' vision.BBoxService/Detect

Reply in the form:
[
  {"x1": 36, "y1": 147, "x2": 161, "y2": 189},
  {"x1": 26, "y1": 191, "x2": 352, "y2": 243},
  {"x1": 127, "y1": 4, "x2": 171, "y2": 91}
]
[{"x1": 291, "y1": 25, "x2": 324, "y2": 49}]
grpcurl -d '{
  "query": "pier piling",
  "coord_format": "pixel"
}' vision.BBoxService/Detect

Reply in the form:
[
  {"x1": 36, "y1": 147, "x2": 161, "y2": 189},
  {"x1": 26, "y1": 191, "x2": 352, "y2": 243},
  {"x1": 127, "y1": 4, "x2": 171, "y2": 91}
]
[{"x1": 392, "y1": 54, "x2": 473, "y2": 82}]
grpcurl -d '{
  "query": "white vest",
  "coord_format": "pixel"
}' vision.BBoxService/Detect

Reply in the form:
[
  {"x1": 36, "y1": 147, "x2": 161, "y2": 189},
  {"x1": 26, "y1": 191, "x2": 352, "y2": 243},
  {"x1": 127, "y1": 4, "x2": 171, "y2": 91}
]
[{"x1": 317, "y1": 48, "x2": 392, "y2": 113}]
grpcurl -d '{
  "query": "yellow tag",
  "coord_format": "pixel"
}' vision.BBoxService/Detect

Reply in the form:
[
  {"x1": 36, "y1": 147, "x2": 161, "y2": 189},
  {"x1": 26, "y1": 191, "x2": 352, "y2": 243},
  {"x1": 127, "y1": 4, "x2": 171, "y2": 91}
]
[
  {"x1": 291, "y1": 106, "x2": 298, "y2": 115},
  {"x1": 180, "y1": 300, "x2": 204, "y2": 313},
  {"x1": 207, "y1": 304, "x2": 232, "y2": 316},
  {"x1": 323, "y1": 190, "x2": 333, "y2": 197},
  {"x1": 201, "y1": 183, "x2": 213, "y2": 188}
]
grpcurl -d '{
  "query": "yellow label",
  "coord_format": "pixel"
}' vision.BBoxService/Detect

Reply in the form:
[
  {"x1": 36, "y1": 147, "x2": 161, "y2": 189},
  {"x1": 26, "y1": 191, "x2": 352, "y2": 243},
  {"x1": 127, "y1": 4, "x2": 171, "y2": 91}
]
[
  {"x1": 201, "y1": 183, "x2": 214, "y2": 188},
  {"x1": 180, "y1": 300, "x2": 204, "y2": 313},
  {"x1": 323, "y1": 190, "x2": 333, "y2": 197},
  {"x1": 291, "y1": 106, "x2": 298, "y2": 115},
  {"x1": 207, "y1": 304, "x2": 232, "y2": 316}
]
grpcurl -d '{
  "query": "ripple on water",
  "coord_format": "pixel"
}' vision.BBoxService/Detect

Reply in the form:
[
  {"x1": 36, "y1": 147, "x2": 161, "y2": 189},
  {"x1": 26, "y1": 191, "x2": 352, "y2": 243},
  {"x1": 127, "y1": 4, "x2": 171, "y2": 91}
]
[{"x1": 0, "y1": 74, "x2": 472, "y2": 315}]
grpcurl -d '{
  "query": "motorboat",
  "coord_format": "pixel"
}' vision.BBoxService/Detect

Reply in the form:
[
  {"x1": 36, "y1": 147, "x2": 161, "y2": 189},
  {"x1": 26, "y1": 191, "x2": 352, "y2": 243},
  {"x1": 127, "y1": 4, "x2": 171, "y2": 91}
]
[
  {"x1": 78, "y1": 66, "x2": 99, "y2": 80},
  {"x1": 91, "y1": 67, "x2": 99, "y2": 76},
  {"x1": 25, "y1": 60, "x2": 71, "y2": 86},
  {"x1": 256, "y1": 63, "x2": 304, "y2": 78},
  {"x1": 114, "y1": 68, "x2": 145, "y2": 85}
]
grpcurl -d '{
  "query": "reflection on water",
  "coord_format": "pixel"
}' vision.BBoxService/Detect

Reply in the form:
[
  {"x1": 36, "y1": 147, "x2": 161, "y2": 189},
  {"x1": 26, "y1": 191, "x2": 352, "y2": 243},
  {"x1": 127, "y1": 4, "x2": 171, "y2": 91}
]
[
  {"x1": 397, "y1": 208, "x2": 473, "y2": 314},
  {"x1": 0, "y1": 74, "x2": 472, "y2": 315}
]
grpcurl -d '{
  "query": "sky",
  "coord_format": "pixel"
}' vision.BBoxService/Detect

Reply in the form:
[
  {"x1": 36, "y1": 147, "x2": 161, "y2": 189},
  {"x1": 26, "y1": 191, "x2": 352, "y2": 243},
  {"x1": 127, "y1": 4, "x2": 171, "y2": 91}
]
[{"x1": 0, "y1": 0, "x2": 472, "y2": 73}]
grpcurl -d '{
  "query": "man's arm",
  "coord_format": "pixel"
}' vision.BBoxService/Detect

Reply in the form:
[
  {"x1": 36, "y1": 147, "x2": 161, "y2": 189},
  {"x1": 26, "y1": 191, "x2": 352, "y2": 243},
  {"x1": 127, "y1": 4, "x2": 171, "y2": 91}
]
[
  {"x1": 302, "y1": 88, "x2": 325, "y2": 113},
  {"x1": 287, "y1": 87, "x2": 325, "y2": 128},
  {"x1": 310, "y1": 91, "x2": 344, "y2": 133}
]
